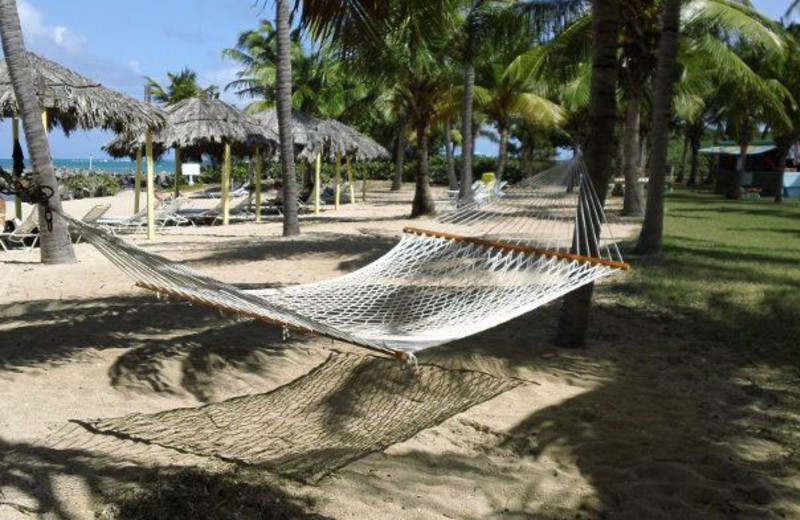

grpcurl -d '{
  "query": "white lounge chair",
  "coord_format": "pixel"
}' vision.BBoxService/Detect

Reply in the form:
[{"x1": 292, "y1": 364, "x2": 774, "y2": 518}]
[
  {"x1": 72, "y1": 204, "x2": 111, "y2": 243},
  {"x1": 0, "y1": 210, "x2": 39, "y2": 251}
]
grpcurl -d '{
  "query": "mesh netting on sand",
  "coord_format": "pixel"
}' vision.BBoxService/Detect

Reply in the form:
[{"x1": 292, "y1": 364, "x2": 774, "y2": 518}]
[{"x1": 74, "y1": 353, "x2": 521, "y2": 482}]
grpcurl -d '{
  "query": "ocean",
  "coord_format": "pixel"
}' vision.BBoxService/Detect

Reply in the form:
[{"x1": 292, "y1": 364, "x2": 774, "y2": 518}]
[
  {"x1": 0, "y1": 158, "x2": 176, "y2": 202},
  {"x1": 0, "y1": 158, "x2": 176, "y2": 174}
]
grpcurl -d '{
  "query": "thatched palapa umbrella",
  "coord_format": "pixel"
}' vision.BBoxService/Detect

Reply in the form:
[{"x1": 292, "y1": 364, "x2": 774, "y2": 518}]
[
  {"x1": 250, "y1": 108, "x2": 327, "y2": 217},
  {"x1": 142, "y1": 97, "x2": 277, "y2": 225},
  {"x1": 252, "y1": 108, "x2": 389, "y2": 213},
  {"x1": 321, "y1": 118, "x2": 389, "y2": 208},
  {"x1": 0, "y1": 52, "x2": 166, "y2": 228}
]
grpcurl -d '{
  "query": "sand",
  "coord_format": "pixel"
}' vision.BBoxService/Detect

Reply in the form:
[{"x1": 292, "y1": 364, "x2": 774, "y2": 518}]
[{"x1": 1, "y1": 185, "x2": 798, "y2": 519}]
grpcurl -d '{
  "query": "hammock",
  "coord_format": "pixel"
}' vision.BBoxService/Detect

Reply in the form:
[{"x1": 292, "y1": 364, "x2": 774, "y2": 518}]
[{"x1": 62, "y1": 158, "x2": 627, "y2": 360}]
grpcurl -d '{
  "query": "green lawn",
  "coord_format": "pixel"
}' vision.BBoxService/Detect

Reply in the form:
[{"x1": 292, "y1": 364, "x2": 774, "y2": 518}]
[{"x1": 615, "y1": 190, "x2": 800, "y2": 363}]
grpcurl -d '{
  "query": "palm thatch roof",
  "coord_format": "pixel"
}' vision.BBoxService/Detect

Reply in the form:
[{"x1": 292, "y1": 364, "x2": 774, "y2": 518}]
[
  {"x1": 251, "y1": 108, "x2": 389, "y2": 161},
  {"x1": 102, "y1": 133, "x2": 167, "y2": 161},
  {"x1": 322, "y1": 119, "x2": 390, "y2": 160},
  {"x1": 0, "y1": 52, "x2": 165, "y2": 134},
  {"x1": 153, "y1": 97, "x2": 277, "y2": 150},
  {"x1": 104, "y1": 97, "x2": 277, "y2": 160},
  {"x1": 250, "y1": 108, "x2": 327, "y2": 160}
]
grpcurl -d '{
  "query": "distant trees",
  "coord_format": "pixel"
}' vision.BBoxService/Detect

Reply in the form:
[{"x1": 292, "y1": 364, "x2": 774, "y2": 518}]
[{"x1": 145, "y1": 68, "x2": 219, "y2": 105}]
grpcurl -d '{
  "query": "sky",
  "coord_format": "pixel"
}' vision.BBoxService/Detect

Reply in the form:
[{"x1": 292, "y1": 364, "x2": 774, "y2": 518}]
[{"x1": 0, "y1": 0, "x2": 791, "y2": 160}]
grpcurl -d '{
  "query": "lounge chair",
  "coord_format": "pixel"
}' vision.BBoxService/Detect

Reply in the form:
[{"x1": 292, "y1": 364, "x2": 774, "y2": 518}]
[
  {"x1": 0, "y1": 210, "x2": 39, "y2": 251},
  {"x1": 72, "y1": 204, "x2": 111, "y2": 243},
  {"x1": 181, "y1": 196, "x2": 253, "y2": 225}
]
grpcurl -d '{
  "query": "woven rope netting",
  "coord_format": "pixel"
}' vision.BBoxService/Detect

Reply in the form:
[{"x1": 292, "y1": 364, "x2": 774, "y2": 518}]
[
  {"x1": 63, "y1": 158, "x2": 626, "y2": 357},
  {"x1": 73, "y1": 352, "x2": 520, "y2": 482}
]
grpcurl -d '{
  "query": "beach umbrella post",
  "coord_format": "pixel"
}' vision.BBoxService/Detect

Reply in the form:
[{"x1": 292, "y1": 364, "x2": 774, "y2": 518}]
[
  {"x1": 254, "y1": 146, "x2": 262, "y2": 224},
  {"x1": 314, "y1": 152, "x2": 321, "y2": 215},
  {"x1": 173, "y1": 145, "x2": 182, "y2": 198},
  {"x1": 222, "y1": 141, "x2": 231, "y2": 226},
  {"x1": 133, "y1": 147, "x2": 142, "y2": 213},
  {"x1": 11, "y1": 116, "x2": 21, "y2": 218},
  {"x1": 334, "y1": 152, "x2": 341, "y2": 210},
  {"x1": 145, "y1": 131, "x2": 155, "y2": 241},
  {"x1": 346, "y1": 155, "x2": 356, "y2": 205},
  {"x1": 362, "y1": 164, "x2": 368, "y2": 202}
]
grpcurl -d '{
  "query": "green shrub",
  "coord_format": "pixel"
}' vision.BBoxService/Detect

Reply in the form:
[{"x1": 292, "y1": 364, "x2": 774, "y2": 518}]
[{"x1": 62, "y1": 173, "x2": 120, "y2": 199}]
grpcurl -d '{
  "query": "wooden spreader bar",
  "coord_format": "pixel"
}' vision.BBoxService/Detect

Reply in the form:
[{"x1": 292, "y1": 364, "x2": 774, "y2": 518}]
[{"x1": 403, "y1": 227, "x2": 630, "y2": 271}]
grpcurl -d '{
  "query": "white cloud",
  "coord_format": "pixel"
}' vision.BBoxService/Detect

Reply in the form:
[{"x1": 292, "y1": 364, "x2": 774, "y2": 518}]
[
  {"x1": 18, "y1": 0, "x2": 84, "y2": 55},
  {"x1": 126, "y1": 60, "x2": 142, "y2": 76}
]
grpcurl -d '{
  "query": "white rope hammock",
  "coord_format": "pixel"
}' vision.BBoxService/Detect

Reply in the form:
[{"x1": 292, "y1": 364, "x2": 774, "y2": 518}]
[{"x1": 62, "y1": 158, "x2": 628, "y2": 360}]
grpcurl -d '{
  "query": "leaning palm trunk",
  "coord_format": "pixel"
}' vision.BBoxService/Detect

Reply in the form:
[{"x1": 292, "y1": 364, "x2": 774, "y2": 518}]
[
  {"x1": 0, "y1": 0, "x2": 75, "y2": 264},
  {"x1": 459, "y1": 64, "x2": 475, "y2": 202},
  {"x1": 635, "y1": 0, "x2": 682, "y2": 255},
  {"x1": 392, "y1": 129, "x2": 406, "y2": 191},
  {"x1": 496, "y1": 124, "x2": 509, "y2": 182},
  {"x1": 444, "y1": 120, "x2": 458, "y2": 190},
  {"x1": 410, "y1": 118, "x2": 436, "y2": 218},
  {"x1": 555, "y1": 0, "x2": 621, "y2": 348},
  {"x1": 276, "y1": 0, "x2": 299, "y2": 236},
  {"x1": 622, "y1": 92, "x2": 644, "y2": 216}
]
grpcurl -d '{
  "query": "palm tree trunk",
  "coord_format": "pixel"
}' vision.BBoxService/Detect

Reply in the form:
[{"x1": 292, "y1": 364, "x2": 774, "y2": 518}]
[
  {"x1": 775, "y1": 150, "x2": 786, "y2": 203},
  {"x1": 554, "y1": 0, "x2": 621, "y2": 348},
  {"x1": 392, "y1": 131, "x2": 406, "y2": 191},
  {"x1": 496, "y1": 124, "x2": 509, "y2": 182},
  {"x1": 635, "y1": 0, "x2": 682, "y2": 255},
  {"x1": 729, "y1": 140, "x2": 748, "y2": 200},
  {"x1": 275, "y1": 0, "x2": 299, "y2": 236},
  {"x1": 622, "y1": 91, "x2": 643, "y2": 216},
  {"x1": 444, "y1": 120, "x2": 458, "y2": 190},
  {"x1": 411, "y1": 117, "x2": 436, "y2": 217},
  {"x1": 0, "y1": 0, "x2": 75, "y2": 264},
  {"x1": 687, "y1": 128, "x2": 701, "y2": 186},
  {"x1": 459, "y1": 65, "x2": 475, "y2": 201},
  {"x1": 676, "y1": 132, "x2": 689, "y2": 183}
]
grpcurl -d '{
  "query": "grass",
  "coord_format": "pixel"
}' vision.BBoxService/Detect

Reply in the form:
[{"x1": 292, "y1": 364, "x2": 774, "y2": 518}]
[{"x1": 614, "y1": 190, "x2": 800, "y2": 362}]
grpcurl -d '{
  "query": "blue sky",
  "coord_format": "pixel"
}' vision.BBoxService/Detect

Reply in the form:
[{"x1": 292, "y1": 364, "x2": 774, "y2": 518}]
[{"x1": 0, "y1": 0, "x2": 789, "y2": 159}]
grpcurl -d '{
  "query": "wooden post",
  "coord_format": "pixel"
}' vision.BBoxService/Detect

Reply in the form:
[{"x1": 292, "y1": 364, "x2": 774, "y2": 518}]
[
  {"x1": 314, "y1": 152, "x2": 321, "y2": 215},
  {"x1": 146, "y1": 131, "x2": 155, "y2": 241},
  {"x1": 222, "y1": 141, "x2": 231, "y2": 225},
  {"x1": 346, "y1": 154, "x2": 356, "y2": 205},
  {"x1": 334, "y1": 152, "x2": 341, "y2": 210},
  {"x1": 362, "y1": 162, "x2": 368, "y2": 202},
  {"x1": 11, "y1": 117, "x2": 21, "y2": 219},
  {"x1": 173, "y1": 145, "x2": 182, "y2": 198},
  {"x1": 254, "y1": 147, "x2": 262, "y2": 223},
  {"x1": 134, "y1": 147, "x2": 142, "y2": 213}
]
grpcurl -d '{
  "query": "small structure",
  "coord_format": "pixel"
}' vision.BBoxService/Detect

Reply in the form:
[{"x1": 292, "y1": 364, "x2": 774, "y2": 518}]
[
  {"x1": 0, "y1": 52, "x2": 165, "y2": 232},
  {"x1": 252, "y1": 108, "x2": 389, "y2": 213},
  {"x1": 699, "y1": 140, "x2": 800, "y2": 198},
  {"x1": 147, "y1": 97, "x2": 276, "y2": 225}
]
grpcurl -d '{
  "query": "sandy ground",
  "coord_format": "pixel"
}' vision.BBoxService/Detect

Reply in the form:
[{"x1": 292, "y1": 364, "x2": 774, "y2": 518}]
[{"x1": 1, "y1": 185, "x2": 798, "y2": 519}]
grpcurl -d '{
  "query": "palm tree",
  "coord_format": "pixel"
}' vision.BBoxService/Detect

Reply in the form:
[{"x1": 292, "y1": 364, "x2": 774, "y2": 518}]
[
  {"x1": 474, "y1": 47, "x2": 564, "y2": 181},
  {"x1": 275, "y1": 0, "x2": 299, "y2": 236},
  {"x1": 0, "y1": 0, "x2": 75, "y2": 264},
  {"x1": 554, "y1": 0, "x2": 621, "y2": 348},
  {"x1": 145, "y1": 68, "x2": 217, "y2": 105},
  {"x1": 635, "y1": 0, "x2": 682, "y2": 255}
]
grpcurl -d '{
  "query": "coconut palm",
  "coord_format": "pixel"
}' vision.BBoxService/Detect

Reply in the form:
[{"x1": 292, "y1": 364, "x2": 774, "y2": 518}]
[
  {"x1": 554, "y1": 0, "x2": 621, "y2": 348},
  {"x1": 145, "y1": 68, "x2": 218, "y2": 106},
  {"x1": 474, "y1": 47, "x2": 565, "y2": 181},
  {"x1": 635, "y1": 0, "x2": 683, "y2": 255},
  {"x1": 539, "y1": 0, "x2": 787, "y2": 214},
  {"x1": 0, "y1": 0, "x2": 75, "y2": 264}
]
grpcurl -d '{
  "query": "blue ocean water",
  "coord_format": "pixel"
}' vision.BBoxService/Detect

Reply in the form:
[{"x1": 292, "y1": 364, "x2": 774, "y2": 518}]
[
  {"x1": 0, "y1": 158, "x2": 176, "y2": 174},
  {"x1": 0, "y1": 158, "x2": 176, "y2": 202}
]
